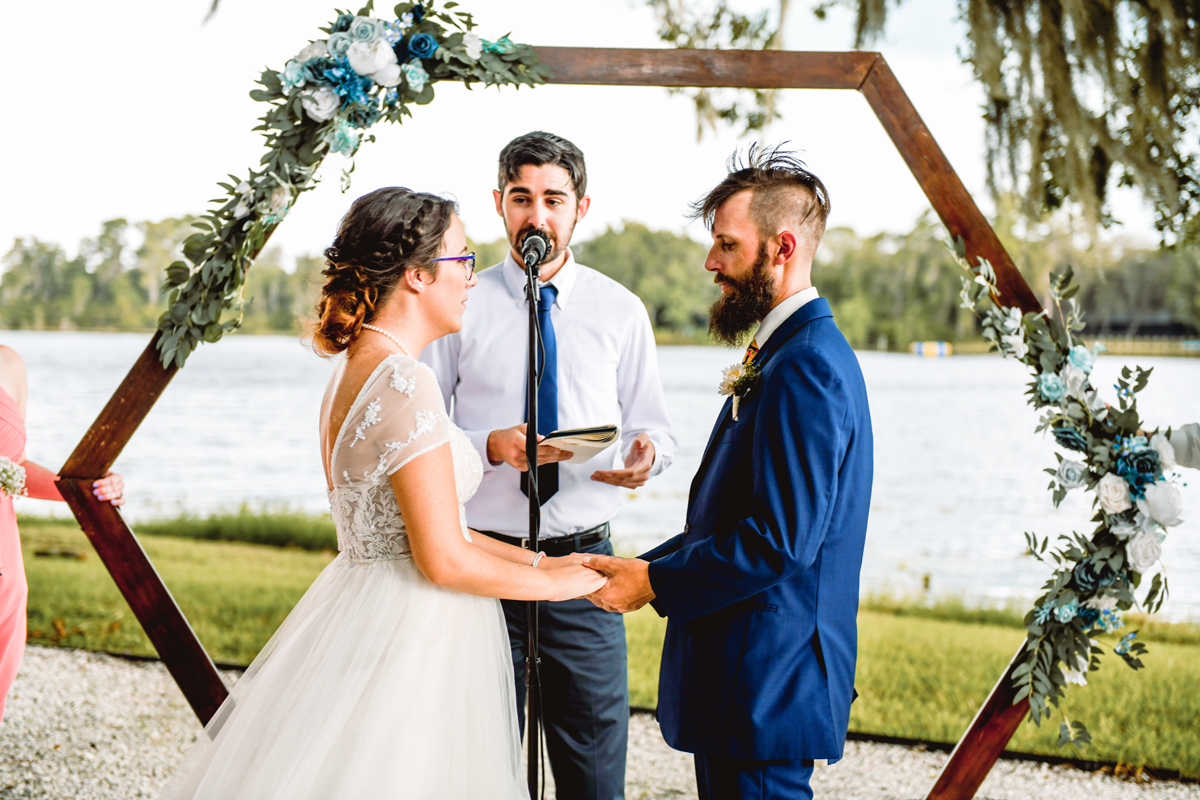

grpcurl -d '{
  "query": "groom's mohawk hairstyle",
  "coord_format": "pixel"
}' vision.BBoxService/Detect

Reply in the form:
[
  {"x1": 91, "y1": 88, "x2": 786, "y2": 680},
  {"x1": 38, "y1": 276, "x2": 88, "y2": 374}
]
[{"x1": 690, "y1": 143, "x2": 831, "y2": 242}]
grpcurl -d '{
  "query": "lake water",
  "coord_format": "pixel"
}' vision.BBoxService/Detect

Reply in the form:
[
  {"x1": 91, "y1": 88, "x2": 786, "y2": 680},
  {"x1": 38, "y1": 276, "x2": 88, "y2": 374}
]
[{"x1": 7, "y1": 330, "x2": 1200, "y2": 621}]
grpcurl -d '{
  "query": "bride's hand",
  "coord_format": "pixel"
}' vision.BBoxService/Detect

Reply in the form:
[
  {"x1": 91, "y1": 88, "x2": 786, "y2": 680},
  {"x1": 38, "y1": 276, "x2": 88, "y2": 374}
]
[
  {"x1": 547, "y1": 564, "x2": 608, "y2": 601},
  {"x1": 537, "y1": 553, "x2": 588, "y2": 570}
]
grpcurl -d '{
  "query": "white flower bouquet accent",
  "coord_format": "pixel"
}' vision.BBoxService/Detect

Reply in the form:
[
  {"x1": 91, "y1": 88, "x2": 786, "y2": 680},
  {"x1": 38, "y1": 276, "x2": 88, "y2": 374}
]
[
  {"x1": 717, "y1": 361, "x2": 759, "y2": 421},
  {"x1": 0, "y1": 456, "x2": 27, "y2": 498}
]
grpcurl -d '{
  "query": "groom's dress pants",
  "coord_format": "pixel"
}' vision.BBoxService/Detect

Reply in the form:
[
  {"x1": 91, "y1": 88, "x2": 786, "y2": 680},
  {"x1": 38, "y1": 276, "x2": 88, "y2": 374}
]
[
  {"x1": 502, "y1": 538, "x2": 628, "y2": 800},
  {"x1": 695, "y1": 755, "x2": 815, "y2": 800}
]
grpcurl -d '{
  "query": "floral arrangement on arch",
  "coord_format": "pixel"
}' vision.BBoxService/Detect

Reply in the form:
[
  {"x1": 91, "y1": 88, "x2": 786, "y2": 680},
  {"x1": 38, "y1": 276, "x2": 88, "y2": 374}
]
[
  {"x1": 954, "y1": 239, "x2": 1186, "y2": 749},
  {"x1": 155, "y1": 1, "x2": 548, "y2": 369}
]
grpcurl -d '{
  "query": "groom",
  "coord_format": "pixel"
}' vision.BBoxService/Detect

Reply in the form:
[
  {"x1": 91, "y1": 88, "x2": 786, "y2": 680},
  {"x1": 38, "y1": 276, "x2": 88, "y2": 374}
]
[{"x1": 586, "y1": 146, "x2": 873, "y2": 799}]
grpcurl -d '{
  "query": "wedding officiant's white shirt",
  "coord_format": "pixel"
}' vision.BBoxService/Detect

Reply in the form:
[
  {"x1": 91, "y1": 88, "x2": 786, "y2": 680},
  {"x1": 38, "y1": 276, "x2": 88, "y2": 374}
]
[{"x1": 422, "y1": 250, "x2": 676, "y2": 539}]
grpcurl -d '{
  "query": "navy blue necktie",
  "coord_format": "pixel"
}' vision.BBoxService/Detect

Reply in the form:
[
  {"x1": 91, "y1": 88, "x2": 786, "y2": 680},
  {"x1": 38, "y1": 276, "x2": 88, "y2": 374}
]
[{"x1": 522, "y1": 284, "x2": 558, "y2": 504}]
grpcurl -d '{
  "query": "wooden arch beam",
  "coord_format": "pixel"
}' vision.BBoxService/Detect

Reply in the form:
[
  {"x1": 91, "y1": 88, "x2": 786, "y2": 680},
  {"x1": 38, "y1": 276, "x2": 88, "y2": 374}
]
[{"x1": 57, "y1": 47, "x2": 1038, "y2": 798}]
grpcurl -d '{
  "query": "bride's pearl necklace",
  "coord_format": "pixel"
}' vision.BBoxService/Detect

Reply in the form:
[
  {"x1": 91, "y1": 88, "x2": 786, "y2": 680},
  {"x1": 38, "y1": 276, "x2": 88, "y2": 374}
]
[{"x1": 361, "y1": 324, "x2": 412, "y2": 358}]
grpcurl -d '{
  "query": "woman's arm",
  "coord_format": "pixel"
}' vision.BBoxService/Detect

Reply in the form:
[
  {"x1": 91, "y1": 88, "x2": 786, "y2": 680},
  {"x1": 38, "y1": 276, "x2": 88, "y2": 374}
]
[
  {"x1": 16, "y1": 458, "x2": 124, "y2": 505},
  {"x1": 390, "y1": 445, "x2": 605, "y2": 601}
]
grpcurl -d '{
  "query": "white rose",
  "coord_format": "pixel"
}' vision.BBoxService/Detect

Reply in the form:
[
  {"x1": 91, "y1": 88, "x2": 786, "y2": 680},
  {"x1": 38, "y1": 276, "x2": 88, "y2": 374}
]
[
  {"x1": 256, "y1": 186, "x2": 291, "y2": 217},
  {"x1": 295, "y1": 40, "x2": 329, "y2": 62},
  {"x1": 1060, "y1": 363, "x2": 1088, "y2": 399},
  {"x1": 463, "y1": 32, "x2": 483, "y2": 60},
  {"x1": 1137, "y1": 482, "x2": 1183, "y2": 528},
  {"x1": 1096, "y1": 472, "x2": 1132, "y2": 514},
  {"x1": 347, "y1": 39, "x2": 396, "y2": 76},
  {"x1": 300, "y1": 87, "x2": 340, "y2": 122},
  {"x1": 371, "y1": 62, "x2": 402, "y2": 87},
  {"x1": 1083, "y1": 594, "x2": 1117, "y2": 611},
  {"x1": 1150, "y1": 433, "x2": 1177, "y2": 472},
  {"x1": 1107, "y1": 514, "x2": 1138, "y2": 540},
  {"x1": 1001, "y1": 305, "x2": 1022, "y2": 333},
  {"x1": 1001, "y1": 333, "x2": 1028, "y2": 359},
  {"x1": 1056, "y1": 459, "x2": 1087, "y2": 489},
  {"x1": 1126, "y1": 529, "x2": 1163, "y2": 573},
  {"x1": 1060, "y1": 666, "x2": 1088, "y2": 686}
]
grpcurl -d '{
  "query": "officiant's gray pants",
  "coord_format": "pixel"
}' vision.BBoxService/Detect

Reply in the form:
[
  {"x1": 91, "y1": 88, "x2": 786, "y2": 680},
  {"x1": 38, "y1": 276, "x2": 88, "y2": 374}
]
[{"x1": 502, "y1": 539, "x2": 628, "y2": 800}]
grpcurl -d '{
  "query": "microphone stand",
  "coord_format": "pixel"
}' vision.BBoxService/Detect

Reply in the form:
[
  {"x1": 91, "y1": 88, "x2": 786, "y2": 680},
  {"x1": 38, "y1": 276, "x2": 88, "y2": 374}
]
[{"x1": 522, "y1": 253, "x2": 543, "y2": 800}]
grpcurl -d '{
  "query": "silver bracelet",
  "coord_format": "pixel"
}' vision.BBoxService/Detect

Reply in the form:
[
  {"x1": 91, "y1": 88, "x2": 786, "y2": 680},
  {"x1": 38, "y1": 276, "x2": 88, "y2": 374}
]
[{"x1": 531, "y1": 551, "x2": 546, "y2": 568}]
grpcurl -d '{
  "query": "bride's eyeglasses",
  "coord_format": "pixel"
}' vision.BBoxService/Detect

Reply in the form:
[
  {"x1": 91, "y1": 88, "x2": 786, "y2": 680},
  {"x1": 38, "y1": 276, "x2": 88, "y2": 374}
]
[{"x1": 431, "y1": 252, "x2": 476, "y2": 277}]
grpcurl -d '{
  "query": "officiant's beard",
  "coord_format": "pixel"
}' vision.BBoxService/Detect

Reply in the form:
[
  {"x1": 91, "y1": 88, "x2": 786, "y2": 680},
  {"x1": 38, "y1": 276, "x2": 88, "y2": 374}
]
[{"x1": 708, "y1": 244, "x2": 777, "y2": 345}]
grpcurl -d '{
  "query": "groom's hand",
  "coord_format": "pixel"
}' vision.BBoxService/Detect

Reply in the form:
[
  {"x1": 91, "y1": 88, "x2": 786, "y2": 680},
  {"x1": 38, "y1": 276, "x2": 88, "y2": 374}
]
[{"x1": 582, "y1": 554, "x2": 655, "y2": 613}]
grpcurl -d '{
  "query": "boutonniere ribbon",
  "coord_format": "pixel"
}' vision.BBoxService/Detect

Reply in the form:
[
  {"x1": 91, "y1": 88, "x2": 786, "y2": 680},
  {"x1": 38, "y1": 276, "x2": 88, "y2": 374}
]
[{"x1": 717, "y1": 361, "x2": 760, "y2": 421}]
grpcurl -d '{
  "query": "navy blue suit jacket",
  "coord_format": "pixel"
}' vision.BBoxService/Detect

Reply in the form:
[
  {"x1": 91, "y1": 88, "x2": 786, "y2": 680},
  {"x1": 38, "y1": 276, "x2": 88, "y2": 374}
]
[{"x1": 642, "y1": 298, "x2": 872, "y2": 761}]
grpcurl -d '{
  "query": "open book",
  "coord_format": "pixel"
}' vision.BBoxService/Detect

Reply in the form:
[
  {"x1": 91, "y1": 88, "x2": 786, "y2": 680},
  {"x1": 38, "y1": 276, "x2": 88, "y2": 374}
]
[{"x1": 541, "y1": 425, "x2": 620, "y2": 464}]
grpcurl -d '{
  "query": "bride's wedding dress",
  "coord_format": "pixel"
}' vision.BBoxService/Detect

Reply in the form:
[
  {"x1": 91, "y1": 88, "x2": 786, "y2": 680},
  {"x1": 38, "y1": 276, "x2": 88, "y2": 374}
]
[{"x1": 158, "y1": 353, "x2": 525, "y2": 799}]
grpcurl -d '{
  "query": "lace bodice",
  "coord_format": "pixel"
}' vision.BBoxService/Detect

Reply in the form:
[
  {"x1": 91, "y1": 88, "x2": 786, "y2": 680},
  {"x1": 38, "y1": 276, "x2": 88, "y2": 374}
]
[{"x1": 327, "y1": 353, "x2": 483, "y2": 563}]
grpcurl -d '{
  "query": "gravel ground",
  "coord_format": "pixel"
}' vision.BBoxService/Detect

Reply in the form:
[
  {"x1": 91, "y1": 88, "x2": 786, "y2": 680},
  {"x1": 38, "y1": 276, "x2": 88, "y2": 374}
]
[{"x1": 2, "y1": 645, "x2": 1197, "y2": 800}]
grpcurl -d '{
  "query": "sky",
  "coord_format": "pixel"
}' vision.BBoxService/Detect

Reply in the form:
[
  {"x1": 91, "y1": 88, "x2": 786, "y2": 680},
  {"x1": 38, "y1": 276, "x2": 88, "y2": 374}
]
[{"x1": 0, "y1": 0, "x2": 1158, "y2": 268}]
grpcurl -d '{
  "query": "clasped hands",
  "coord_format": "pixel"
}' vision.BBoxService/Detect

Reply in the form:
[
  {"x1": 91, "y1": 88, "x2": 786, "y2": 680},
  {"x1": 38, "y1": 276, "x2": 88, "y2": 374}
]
[{"x1": 550, "y1": 552, "x2": 654, "y2": 613}]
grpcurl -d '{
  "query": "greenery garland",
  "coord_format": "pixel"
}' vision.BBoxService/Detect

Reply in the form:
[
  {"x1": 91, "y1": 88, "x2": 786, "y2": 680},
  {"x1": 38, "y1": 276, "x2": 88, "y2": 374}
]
[
  {"x1": 953, "y1": 239, "x2": 1187, "y2": 749},
  {"x1": 155, "y1": 1, "x2": 548, "y2": 369}
]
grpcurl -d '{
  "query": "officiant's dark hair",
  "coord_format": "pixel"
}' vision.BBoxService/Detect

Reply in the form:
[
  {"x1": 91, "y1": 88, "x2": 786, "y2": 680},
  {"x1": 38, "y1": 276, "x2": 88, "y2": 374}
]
[
  {"x1": 498, "y1": 131, "x2": 587, "y2": 201},
  {"x1": 310, "y1": 187, "x2": 458, "y2": 356},
  {"x1": 690, "y1": 143, "x2": 830, "y2": 242}
]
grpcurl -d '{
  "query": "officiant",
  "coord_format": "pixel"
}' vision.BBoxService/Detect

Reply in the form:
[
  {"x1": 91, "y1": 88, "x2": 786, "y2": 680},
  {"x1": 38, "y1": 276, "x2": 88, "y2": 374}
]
[{"x1": 422, "y1": 131, "x2": 676, "y2": 800}]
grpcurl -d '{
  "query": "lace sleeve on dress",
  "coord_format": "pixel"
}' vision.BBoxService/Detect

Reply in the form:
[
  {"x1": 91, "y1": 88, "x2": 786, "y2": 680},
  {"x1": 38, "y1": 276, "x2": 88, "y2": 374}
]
[{"x1": 333, "y1": 356, "x2": 452, "y2": 484}]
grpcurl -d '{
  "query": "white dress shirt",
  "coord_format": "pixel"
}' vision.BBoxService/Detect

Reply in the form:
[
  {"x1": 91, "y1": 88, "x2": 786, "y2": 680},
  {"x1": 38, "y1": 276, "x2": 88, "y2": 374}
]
[
  {"x1": 422, "y1": 250, "x2": 677, "y2": 538},
  {"x1": 753, "y1": 285, "x2": 820, "y2": 348}
]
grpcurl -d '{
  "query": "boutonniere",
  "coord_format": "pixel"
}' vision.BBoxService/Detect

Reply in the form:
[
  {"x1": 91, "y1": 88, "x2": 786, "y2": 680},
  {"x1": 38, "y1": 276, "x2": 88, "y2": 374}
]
[
  {"x1": 717, "y1": 361, "x2": 760, "y2": 421},
  {"x1": 0, "y1": 456, "x2": 27, "y2": 498}
]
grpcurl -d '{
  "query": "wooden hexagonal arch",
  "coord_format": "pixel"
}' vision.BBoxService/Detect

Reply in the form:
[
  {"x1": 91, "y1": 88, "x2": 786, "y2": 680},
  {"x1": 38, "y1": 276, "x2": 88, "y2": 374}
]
[{"x1": 56, "y1": 48, "x2": 1041, "y2": 800}]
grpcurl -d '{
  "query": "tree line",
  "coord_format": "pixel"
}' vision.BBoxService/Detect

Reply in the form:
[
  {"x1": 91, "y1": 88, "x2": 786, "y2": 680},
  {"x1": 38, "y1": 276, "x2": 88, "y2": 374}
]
[{"x1": 2, "y1": 214, "x2": 1197, "y2": 347}]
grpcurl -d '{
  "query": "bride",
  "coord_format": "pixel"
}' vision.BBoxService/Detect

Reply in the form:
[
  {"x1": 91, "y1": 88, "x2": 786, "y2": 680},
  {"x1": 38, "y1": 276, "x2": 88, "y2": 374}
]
[{"x1": 157, "y1": 187, "x2": 607, "y2": 799}]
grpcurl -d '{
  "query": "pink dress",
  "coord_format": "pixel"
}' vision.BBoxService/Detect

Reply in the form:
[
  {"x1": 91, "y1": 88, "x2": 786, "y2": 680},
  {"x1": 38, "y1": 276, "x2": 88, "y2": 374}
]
[{"x1": 0, "y1": 387, "x2": 26, "y2": 723}]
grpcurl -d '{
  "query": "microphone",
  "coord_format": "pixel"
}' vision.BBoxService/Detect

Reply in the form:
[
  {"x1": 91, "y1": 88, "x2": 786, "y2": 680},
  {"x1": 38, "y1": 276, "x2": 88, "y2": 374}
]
[{"x1": 521, "y1": 231, "x2": 550, "y2": 271}]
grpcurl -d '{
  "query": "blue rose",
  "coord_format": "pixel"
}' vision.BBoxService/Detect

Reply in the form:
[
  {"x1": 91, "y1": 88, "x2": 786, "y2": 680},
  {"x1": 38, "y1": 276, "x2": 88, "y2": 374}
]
[
  {"x1": 1115, "y1": 440, "x2": 1161, "y2": 498},
  {"x1": 413, "y1": 4, "x2": 425, "y2": 23},
  {"x1": 331, "y1": 13, "x2": 354, "y2": 33},
  {"x1": 303, "y1": 57, "x2": 338, "y2": 86},
  {"x1": 1038, "y1": 373, "x2": 1066, "y2": 402},
  {"x1": 392, "y1": 37, "x2": 410, "y2": 64},
  {"x1": 327, "y1": 32, "x2": 355, "y2": 59},
  {"x1": 1053, "y1": 426, "x2": 1089, "y2": 453},
  {"x1": 349, "y1": 16, "x2": 385, "y2": 42},
  {"x1": 408, "y1": 33, "x2": 439, "y2": 59},
  {"x1": 1077, "y1": 606, "x2": 1100, "y2": 626},
  {"x1": 1055, "y1": 598, "x2": 1079, "y2": 624},
  {"x1": 1067, "y1": 344, "x2": 1096, "y2": 374},
  {"x1": 1073, "y1": 560, "x2": 1099, "y2": 592}
]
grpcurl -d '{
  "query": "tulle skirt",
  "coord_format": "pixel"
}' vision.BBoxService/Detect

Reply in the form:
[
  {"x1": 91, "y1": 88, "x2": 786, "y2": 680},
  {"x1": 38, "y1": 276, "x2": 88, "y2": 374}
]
[{"x1": 157, "y1": 553, "x2": 525, "y2": 800}]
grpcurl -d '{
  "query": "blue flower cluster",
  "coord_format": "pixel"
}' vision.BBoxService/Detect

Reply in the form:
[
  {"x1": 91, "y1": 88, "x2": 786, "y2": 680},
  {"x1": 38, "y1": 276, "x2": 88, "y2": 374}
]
[
  {"x1": 1113, "y1": 435, "x2": 1162, "y2": 499},
  {"x1": 1115, "y1": 631, "x2": 1137, "y2": 655},
  {"x1": 1053, "y1": 426, "x2": 1089, "y2": 453}
]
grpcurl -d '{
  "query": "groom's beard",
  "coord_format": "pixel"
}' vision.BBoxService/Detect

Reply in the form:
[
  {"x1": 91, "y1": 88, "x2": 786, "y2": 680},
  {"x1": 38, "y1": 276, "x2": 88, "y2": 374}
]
[{"x1": 708, "y1": 243, "x2": 777, "y2": 345}]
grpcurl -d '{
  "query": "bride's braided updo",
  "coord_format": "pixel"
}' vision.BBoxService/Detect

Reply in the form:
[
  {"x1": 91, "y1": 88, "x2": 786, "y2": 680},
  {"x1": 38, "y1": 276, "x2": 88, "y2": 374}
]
[{"x1": 311, "y1": 187, "x2": 458, "y2": 356}]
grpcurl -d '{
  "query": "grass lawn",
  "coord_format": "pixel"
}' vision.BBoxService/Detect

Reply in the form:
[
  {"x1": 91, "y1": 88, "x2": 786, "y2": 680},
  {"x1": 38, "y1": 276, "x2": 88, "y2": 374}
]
[
  {"x1": 19, "y1": 518, "x2": 1200, "y2": 777},
  {"x1": 21, "y1": 520, "x2": 332, "y2": 665}
]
